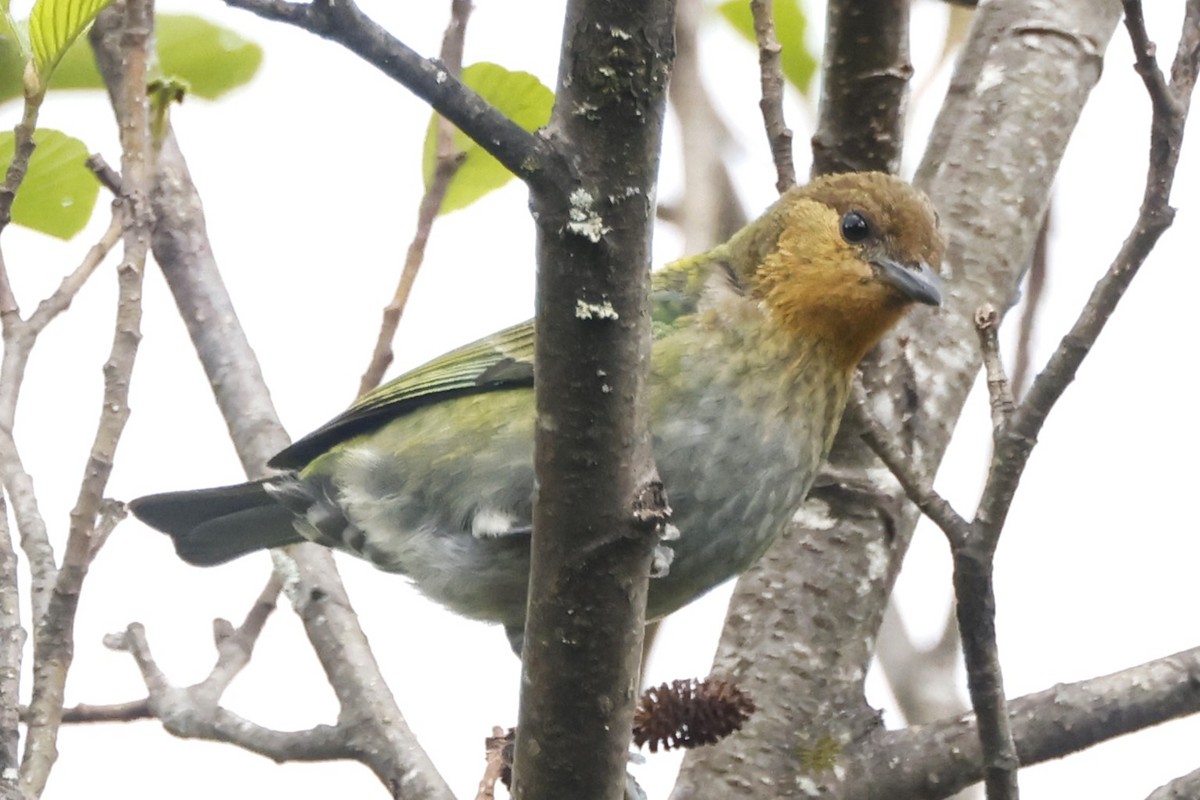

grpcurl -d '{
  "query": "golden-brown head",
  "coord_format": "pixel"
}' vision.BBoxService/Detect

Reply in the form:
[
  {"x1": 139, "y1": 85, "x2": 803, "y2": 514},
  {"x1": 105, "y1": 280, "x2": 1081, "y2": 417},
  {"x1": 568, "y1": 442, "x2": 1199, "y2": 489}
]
[{"x1": 735, "y1": 171, "x2": 944, "y2": 368}]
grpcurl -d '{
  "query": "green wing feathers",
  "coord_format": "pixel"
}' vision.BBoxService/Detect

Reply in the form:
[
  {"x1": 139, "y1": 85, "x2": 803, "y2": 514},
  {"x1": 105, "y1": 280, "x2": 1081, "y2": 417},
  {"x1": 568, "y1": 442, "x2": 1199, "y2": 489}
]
[
  {"x1": 270, "y1": 321, "x2": 536, "y2": 468},
  {"x1": 269, "y1": 256, "x2": 724, "y2": 471}
]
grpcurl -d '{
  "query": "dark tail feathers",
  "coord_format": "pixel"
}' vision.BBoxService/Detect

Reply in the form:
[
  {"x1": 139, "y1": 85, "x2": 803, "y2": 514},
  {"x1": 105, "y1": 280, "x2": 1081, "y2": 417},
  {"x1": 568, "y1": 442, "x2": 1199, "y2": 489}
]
[{"x1": 129, "y1": 480, "x2": 304, "y2": 566}]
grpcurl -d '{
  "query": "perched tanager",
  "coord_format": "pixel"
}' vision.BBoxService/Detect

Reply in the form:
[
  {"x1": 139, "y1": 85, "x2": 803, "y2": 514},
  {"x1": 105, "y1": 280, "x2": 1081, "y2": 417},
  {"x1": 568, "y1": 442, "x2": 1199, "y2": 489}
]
[{"x1": 132, "y1": 171, "x2": 943, "y2": 650}]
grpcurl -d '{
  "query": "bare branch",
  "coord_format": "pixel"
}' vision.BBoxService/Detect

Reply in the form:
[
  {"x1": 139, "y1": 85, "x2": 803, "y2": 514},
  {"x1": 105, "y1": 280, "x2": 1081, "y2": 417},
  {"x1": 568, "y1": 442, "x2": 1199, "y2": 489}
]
[
  {"x1": 0, "y1": 153, "x2": 121, "y2": 630},
  {"x1": 980, "y1": 0, "x2": 1200, "y2": 539},
  {"x1": 223, "y1": 0, "x2": 565, "y2": 193},
  {"x1": 0, "y1": 495, "x2": 22, "y2": 779},
  {"x1": 20, "y1": 0, "x2": 154, "y2": 791},
  {"x1": 106, "y1": 623, "x2": 349, "y2": 762},
  {"x1": 0, "y1": 102, "x2": 43, "y2": 238},
  {"x1": 86, "y1": 153, "x2": 124, "y2": 196},
  {"x1": 749, "y1": 0, "x2": 795, "y2": 192},
  {"x1": 973, "y1": 305, "x2": 1015, "y2": 436},
  {"x1": 89, "y1": 7, "x2": 453, "y2": 796},
  {"x1": 1009, "y1": 208, "x2": 1050, "y2": 397},
  {"x1": 357, "y1": 0, "x2": 472, "y2": 396},
  {"x1": 57, "y1": 699, "x2": 152, "y2": 724},
  {"x1": 1122, "y1": 0, "x2": 1182, "y2": 120},
  {"x1": 951, "y1": 547, "x2": 1017, "y2": 800},
  {"x1": 1147, "y1": 767, "x2": 1200, "y2": 800},
  {"x1": 852, "y1": 387, "x2": 971, "y2": 546},
  {"x1": 843, "y1": 645, "x2": 1200, "y2": 799}
]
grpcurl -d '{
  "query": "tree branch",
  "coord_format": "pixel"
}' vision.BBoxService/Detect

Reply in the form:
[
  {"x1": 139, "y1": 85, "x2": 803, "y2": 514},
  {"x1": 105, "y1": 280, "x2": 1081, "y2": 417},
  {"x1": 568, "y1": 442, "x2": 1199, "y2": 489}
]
[
  {"x1": 104, "y1": 618, "x2": 349, "y2": 763},
  {"x1": 20, "y1": 0, "x2": 154, "y2": 793},
  {"x1": 223, "y1": 0, "x2": 566, "y2": 194},
  {"x1": 750, "y1": 0, "x2": 795, "y2": 192},
  {"x1": 1147, "y1": 767, "x2": 1200, "y2": 800},
  {"x1": 841, "y1": 645, "x2": 1200, "y2": 799},
  {"x1": 357, "y1": 0, "x2": 472, "y2": 397},
  {"x1": 89, "y1": 7, "x2": 454, "y2": 796},
  {"x1": 513, "y1": 2, "x2": 677, "y2": 797},
  {"x1": 811, "y1": 0, "x2": 911, "y2": 176},
  {"x1": 973, "y1": 305, "x2": 1016, "y2": 439},
  {"x1": 0, "y1": 496, "x2": 22, "y2": 783},
  {"x1": 675, "y1": 2, "x2": 1123, "y2": 796}
]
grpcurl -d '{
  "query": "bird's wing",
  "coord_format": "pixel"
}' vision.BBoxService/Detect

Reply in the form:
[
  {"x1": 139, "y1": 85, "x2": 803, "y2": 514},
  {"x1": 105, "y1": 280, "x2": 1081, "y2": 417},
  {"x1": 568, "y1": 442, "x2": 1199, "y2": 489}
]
[
  {"x1": 649, "y1": 252, "x2": 711, "y2": 333},
  {"x1": 269, "y1": 321, "x2": 536, "y2": 469},
  {"x1": 269, "y1": 256, "x2": 718, "y2": 470}
]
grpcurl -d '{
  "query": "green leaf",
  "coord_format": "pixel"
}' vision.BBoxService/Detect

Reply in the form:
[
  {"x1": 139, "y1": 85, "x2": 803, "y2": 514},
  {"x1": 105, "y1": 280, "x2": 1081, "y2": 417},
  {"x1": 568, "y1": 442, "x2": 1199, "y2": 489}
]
[
  {"x1": 41, "y1": 13, "x2": 261, "y2": 100},
  {"x1": 0, "y1": 128, "x2": 99, "y2": 239},
  {"x1": 0, "y1": 24, "x2": 29, "y2": 103},
  {"x1": 718, "y1": 0, "x2": 818, "y2": 95},
  {"x1": 29, "y1": 0, "x2": 113, "y2": 83},
  {"x1": 155, "y1": 13, "x2": 262, "y2": 99},
  {"x1": 422, "y1": 62, "x2": 553, "y2": 216}
]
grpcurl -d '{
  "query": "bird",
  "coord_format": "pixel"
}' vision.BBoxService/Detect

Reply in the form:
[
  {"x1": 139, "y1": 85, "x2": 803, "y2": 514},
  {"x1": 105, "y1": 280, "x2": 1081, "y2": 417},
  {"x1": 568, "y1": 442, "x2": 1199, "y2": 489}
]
[{"x1": 130, "y1": 171, "x2": 943, "y2": 652}]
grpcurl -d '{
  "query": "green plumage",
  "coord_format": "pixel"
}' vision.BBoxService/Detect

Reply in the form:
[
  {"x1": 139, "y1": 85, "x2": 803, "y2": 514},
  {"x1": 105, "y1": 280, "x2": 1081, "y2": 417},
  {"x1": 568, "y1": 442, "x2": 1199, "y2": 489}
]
[{"x1": 130, "y1": 172, "x2": 944, "y2": 649}]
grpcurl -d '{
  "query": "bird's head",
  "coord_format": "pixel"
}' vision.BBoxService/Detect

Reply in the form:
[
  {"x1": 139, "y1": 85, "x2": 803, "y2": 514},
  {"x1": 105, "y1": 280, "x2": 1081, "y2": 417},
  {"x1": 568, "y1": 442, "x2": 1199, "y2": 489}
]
[{"x1": 728, "y1": 171, "x2": 944, "y2": 368}]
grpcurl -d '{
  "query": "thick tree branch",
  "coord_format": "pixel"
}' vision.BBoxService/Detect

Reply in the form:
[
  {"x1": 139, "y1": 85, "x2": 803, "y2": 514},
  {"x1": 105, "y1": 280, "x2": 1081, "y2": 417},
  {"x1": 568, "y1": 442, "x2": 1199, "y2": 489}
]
[
  {"x1": 513, "y1": 3, "x2": 677, "y2": 798},
  {"x1": 1147, "y1": 767, "x2": 1200, "y2": 800},
  {"x1": 675, "y1": 2, "x2": 1122, "y2": 796},
  {"x1": 841, "y1": 645, "x2": 1200, "y2": 800},
  {"x1": 811, "y1": 0, "x2": 911, "y2": 176}
]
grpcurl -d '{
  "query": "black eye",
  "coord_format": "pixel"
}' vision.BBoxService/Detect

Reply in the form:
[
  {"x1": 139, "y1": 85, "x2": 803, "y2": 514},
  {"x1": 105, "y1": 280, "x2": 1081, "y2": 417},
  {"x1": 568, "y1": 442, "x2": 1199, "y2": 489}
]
[{"x1": 841, "y1": 211, "x2": 871, "y2": 243}]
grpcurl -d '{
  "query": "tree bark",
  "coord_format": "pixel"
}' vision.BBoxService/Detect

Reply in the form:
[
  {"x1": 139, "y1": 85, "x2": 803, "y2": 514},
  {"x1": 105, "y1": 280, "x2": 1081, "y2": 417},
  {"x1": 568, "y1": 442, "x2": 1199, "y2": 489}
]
[
  {"x1": 673, "y1": 1, "x2": 1121, "y2": 796},
  {"x1": 512, "y1": 3, "x2": 677, "y2": 799}
]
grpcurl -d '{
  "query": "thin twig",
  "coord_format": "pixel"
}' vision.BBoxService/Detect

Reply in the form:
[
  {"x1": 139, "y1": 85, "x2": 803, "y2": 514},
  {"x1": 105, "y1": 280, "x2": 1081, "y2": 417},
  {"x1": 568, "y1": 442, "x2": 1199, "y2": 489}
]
[
  {"x1": 973, "y1": 305, "x2": 1016, "y2": 438},
  {"x1": 1122, "y1": 0, "x2": 1182, "y2": 119},
  {"x1": 19, "y1": 0, "x2": 154, "y2": 793},
  {"x1": 357, "y1": 0, "x2": 472, "y2": 396},
  {"x1": 750, "y1": 0, "x2": 795, "y2": 192},
  {"x1": 89, "y1": 4, "x2": 453, "y2": 795},
  {"x1": 106, "y1": 623, "x2": 349, "y2": 761},
  {"x1": 194, "y1": 573, "x2": 281, "y2": 701},
  {"x1": 86, "y1": 153, "x2": 124, "y2": 196},
  {"x1": 852, "y1": 387, "x2": 971, "y2": 547},
  {"x1": 0, "y1": 100, "x2": 43, "y2": 236},
  {"x1": 1009, "y1": 207, "x2": 1050, "y2": 397},
  {"x1": 48, "y1": 698, "x2": 152, "y2": 724},
  {"x1": 980, "y1": 0, "x2": 1199, "y2": 539}
]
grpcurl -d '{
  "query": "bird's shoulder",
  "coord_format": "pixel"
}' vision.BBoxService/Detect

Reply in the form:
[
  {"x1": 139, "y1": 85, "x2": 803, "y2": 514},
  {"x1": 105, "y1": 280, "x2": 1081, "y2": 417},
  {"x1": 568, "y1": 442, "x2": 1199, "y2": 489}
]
[
  {"x1": 270, "y1": 258, "x2": 726, "y2": 470},
  {"x1": 269, "y1": 321, "x2": 535, "y2": 469}
]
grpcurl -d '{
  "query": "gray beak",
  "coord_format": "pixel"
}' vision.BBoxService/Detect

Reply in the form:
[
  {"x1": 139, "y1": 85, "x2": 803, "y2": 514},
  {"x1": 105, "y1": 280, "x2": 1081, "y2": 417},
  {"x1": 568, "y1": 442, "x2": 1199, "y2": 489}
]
[{"x1": 872, "y1": 258, "x2": 942, "y2": 306}]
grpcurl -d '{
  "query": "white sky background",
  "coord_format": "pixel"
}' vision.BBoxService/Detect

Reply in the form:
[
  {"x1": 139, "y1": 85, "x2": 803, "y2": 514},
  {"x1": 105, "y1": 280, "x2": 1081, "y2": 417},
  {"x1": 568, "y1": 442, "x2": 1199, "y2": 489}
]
[{"x1": 2, "y1": 1, "x2": 1198, "y2": 798}]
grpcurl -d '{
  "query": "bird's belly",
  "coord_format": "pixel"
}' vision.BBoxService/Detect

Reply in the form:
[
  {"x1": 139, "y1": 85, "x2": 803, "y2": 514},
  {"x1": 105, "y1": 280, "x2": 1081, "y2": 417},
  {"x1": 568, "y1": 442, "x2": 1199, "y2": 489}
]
[{"x1": 644, "y1": 416, "x2": 817, "y2": 619}]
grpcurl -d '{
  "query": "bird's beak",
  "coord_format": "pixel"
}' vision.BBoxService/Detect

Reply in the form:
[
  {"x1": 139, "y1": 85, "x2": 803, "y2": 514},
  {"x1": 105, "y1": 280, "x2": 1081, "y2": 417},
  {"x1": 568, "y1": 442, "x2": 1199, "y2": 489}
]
[{"x1": 871, "y1": 258, "x2": 942, "y2": 306}]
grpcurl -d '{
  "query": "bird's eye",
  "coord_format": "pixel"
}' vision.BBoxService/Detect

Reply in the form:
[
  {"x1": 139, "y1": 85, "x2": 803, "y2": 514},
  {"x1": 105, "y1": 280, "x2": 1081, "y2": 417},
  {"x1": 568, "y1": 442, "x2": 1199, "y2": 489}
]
[{"x1": 841, "y1": 211, "x2": 871, "y2": 243}]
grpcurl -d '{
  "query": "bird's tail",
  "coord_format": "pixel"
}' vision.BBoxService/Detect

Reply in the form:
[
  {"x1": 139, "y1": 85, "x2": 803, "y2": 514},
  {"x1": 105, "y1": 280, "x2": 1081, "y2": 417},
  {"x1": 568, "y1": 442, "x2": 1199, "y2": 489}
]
[{"x1": 129, "y1": 480, "x2": 304, "y2": 566}]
